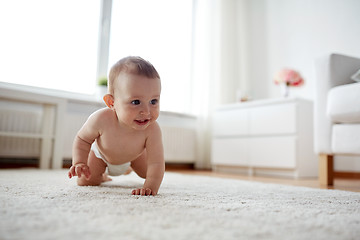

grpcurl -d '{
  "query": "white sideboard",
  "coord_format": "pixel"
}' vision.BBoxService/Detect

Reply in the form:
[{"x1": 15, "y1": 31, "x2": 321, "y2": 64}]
[{"x1": 211, "y1": 97, "x2": 317, "y2": 178}]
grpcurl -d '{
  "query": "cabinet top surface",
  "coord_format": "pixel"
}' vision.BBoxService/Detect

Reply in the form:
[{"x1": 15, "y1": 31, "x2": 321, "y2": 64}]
[{"x1": 215, "y1": 97, "x2": 312, "y2": 111}]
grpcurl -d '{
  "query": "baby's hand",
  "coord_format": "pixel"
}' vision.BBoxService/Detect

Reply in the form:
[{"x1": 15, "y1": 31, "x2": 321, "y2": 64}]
[
  {"x1": 68, "y1": 163, "x2": 91, "y2": 180},
  {"x1": 132, "y1": 188, "x2": 153, "y2": 196}
]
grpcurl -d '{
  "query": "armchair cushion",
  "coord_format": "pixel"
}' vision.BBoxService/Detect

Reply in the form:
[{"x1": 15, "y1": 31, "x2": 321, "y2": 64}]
[{"x1": 327, "y1": 82, "x2": 360, "y2": 123}]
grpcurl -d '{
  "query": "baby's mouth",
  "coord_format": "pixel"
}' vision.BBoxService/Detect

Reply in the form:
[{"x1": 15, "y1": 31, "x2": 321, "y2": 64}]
[{"x1": 134, "y1": 119, "x2": 150, "y2": 125}]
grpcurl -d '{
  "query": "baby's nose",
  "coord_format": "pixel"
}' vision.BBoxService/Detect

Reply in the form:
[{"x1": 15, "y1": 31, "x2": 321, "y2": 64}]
[{"x1": 140, "y1": 105, "x2": 150, "y2": 115}]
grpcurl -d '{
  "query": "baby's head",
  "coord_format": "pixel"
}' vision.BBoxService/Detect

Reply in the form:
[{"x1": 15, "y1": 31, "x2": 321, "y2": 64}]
[
  {"x1": 105, "y1": 56, "x2": 161, "y2": 130},
  {"x1": 108, "y1": 56, "x2": 160, "y2": 96}
]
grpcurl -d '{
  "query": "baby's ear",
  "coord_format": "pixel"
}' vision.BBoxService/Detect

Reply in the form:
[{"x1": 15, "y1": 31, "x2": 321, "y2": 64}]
[{"x1": 103, "y1": 94, "x2": 115, "y2": 109}]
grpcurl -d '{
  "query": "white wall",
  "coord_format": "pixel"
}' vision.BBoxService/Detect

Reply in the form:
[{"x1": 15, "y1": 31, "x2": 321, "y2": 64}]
[{"x1": 244, "y1": 0, "x2": 360, "y2": 100}]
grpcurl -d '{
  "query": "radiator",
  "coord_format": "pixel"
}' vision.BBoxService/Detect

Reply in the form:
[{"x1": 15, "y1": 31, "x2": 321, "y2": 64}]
[
  {"x1": 0, "y1": 103, "x2": 42, "y2": 158},
  {"x1": 0, "y1": 103, "x2": 197, "y2": 163},
  {"x1": 161, "y1": 126, "x2": 196, "y2": 163}
]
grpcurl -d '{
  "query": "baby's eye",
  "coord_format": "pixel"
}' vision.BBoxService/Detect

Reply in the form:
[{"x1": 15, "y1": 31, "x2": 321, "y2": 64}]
[
  {"x1": 150, "y1": 99, "x2": 158, "y2": 105},
  {"x1": 131, "y1": 100, "x2": 141, "y2": 105}
]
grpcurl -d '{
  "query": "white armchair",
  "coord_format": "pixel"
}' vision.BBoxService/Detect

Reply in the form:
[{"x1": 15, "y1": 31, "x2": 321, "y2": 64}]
[{"x1": 314, "y1": 53, "x2": 360, "y2": 185}]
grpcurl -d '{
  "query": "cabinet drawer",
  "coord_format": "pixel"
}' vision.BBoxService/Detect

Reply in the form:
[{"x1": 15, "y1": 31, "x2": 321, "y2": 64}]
[
  {"x1": 211, "y1": 138, "x2": 249, "y2": 165},
  {"x1": 250, "y1": 103, "x2": 296, "y2": 135},
  {"x1": 249, "y1": 136, "x2": 296, "y2": 168},
  {"x1": 213, "y1": 109, "x2": 249, "y2": 136}
]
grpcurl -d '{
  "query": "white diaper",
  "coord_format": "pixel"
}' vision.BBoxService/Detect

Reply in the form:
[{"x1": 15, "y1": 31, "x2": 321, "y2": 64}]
[{"x1": 91, "y1": 142, "x2": 131, "y2": 176}]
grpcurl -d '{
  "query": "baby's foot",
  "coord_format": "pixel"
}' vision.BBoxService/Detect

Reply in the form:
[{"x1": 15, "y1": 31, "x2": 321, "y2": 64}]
[
  {"x1": 124, "y1": 166, "x2": 133, "y2": 175},
  {"x1": 102, "y1": 173, "x2": 112, "y2": 182}
]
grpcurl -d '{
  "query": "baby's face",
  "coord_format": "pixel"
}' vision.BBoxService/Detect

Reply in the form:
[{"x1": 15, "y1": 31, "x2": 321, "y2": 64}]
[{"x1": 113, "y1": 73, "x2": 161, "y2": 130}]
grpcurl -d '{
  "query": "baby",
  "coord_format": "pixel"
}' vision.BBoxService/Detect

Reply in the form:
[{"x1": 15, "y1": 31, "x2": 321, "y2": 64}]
[{"x1": 68, "y1": 56, "x2": 165, "y2": 196}]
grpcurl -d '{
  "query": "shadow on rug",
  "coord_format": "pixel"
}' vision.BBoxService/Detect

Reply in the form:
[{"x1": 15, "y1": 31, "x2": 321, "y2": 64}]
[{"x1": 0, "y1": 169, "x2": 359, "y2": 240}]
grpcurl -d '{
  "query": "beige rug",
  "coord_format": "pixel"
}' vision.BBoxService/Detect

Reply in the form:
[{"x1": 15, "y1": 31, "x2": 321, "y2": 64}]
[{"x1": 0, "y1": 169, "x2": 359, "y2": 240}]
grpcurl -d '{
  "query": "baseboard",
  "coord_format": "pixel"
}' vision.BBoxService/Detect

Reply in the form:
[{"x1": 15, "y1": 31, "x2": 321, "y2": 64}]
[
  {"x1": 0, "y1": 158, "x2": 39, "y2": 168},
  {"x1": 165, "y1": 163, "x2": 195, "y2": 171},
  {"x1": 334, "y1": 171, "x2": 360, "y2": 179},
  {"x1": 62, "y1": 159, "x2": 72, "y2": 168}
]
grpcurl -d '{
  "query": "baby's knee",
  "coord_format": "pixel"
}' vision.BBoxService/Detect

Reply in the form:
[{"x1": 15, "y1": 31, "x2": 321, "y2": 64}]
[
  {"x1": 133, "y1": 169, "x2": 146, "y2": 179},
  {"x1": 77, "y1": 177, "x2": 101, "y2": 186}
]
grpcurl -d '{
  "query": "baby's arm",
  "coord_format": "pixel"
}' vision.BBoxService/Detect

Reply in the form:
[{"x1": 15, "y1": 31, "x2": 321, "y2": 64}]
[
  {"x1": 132, "y1": 123, "x2": 165, "y2": 196},
  {"x1": 68, "y1": 111, "x2": 102, "y2": 179},
  {"x1": 68, "y1": 136, "x2": 92, "y2": 179}
]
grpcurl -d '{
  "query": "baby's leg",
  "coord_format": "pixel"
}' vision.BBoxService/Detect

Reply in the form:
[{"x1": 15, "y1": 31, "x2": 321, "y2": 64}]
[
  {"x1": 77, "y1": 151, "x2": 107, "y2": 186},
  {"x1": 130, "y1": 150, "x2": 147, "y2": 179}
]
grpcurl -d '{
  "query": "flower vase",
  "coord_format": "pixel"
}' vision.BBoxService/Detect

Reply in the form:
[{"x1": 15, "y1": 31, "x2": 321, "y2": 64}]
[{"x1": 280, "y1": 83, "x2": 289, "y2": 98}]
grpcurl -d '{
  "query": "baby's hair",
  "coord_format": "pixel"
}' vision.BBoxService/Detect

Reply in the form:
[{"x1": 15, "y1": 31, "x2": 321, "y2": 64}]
[{"x1": 108, "y1": 56, "x2": 160, "y2": 95}]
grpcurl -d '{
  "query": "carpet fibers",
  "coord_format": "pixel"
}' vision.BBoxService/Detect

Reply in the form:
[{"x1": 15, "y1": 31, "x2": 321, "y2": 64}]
[{"x1": 0, "y1": 169, "x2": 359, "y2": 240}]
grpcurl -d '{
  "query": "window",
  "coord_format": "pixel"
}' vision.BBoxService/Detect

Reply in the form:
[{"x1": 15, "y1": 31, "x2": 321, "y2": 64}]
[
  {"x1": 0, "y1": 0, "x2": 193, "y2": 114},
  {"x1": 0, "y1": 0, "x2": 101, "y2": 95},
  {"x1": 108, "y1": 0, "x2": 193, "y2": 113}
]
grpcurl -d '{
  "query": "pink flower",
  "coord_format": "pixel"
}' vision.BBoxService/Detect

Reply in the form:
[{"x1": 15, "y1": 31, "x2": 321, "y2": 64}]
[{"x1": 274, "y1": 69, "x2": 304, "y2": 87}]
